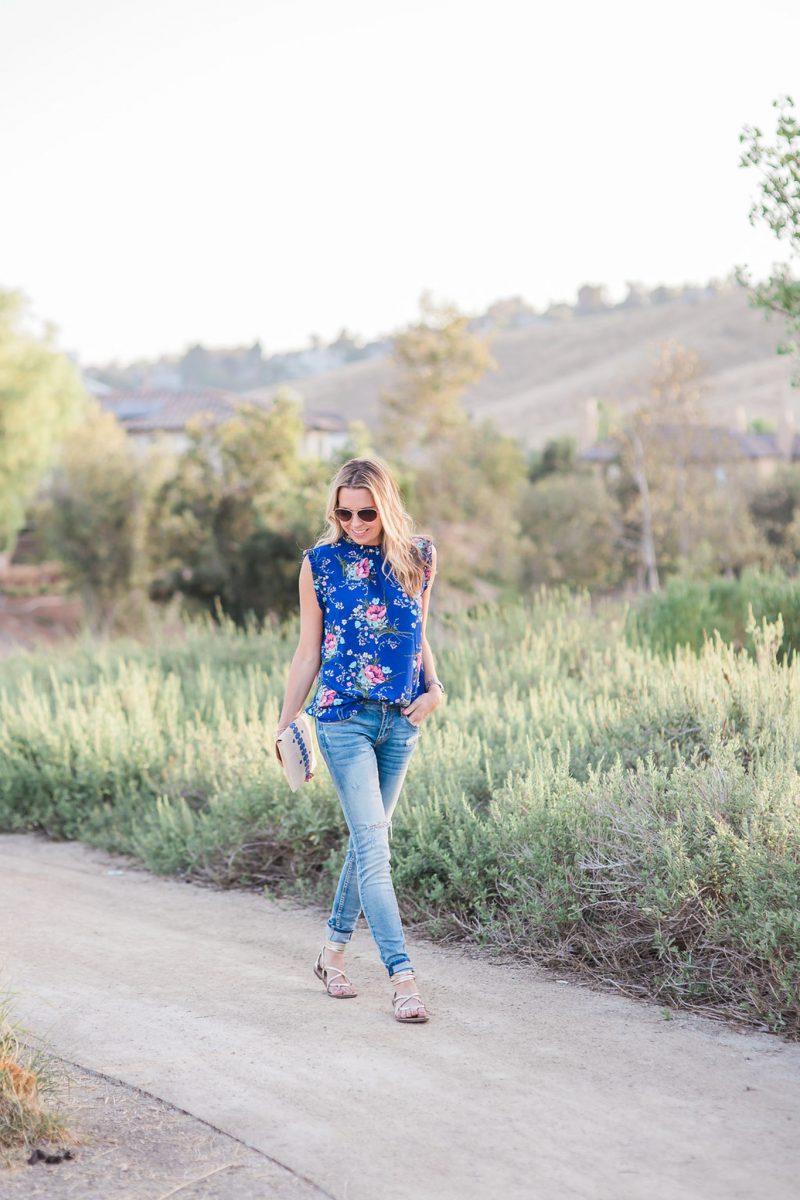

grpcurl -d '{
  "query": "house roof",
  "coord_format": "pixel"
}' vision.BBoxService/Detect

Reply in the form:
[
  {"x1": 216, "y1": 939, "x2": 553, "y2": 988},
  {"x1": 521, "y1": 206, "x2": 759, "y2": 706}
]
[
  {"x1": 579, "y1": 422, "x2": 799, "y2": 464},
  {"x1": 100, "y1": 389, "x2": 348, "y2": 434},
  {"x1": 101, "y1": 389, "x2": 235, "y2": 431}
]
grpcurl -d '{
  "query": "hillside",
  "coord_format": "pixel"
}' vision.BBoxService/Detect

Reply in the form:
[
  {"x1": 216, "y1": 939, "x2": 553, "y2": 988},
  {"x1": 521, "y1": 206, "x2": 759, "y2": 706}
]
[{"x1": 246, "y1": 287, "x2": 800, "y2": 451}]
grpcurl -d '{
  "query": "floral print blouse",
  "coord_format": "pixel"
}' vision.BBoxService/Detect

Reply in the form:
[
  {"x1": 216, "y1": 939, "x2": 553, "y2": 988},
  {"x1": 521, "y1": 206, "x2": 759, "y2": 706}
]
[{"x1": 301, "y1": 532, "x2": 435, "y2": 722}]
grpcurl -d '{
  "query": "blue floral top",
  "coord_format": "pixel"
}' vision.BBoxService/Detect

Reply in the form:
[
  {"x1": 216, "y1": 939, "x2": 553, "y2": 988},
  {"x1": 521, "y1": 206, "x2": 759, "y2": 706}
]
[{"x1": 301, "y1": 532, "x2": 434, "y2": 722}]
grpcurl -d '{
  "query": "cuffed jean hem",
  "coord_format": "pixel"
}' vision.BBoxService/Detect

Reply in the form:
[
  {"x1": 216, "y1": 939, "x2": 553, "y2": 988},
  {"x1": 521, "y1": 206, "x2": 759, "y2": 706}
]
[
  {"x1": 325, "y1": 926, "x2": 353, "y2": 946},
  {"x1": 387, "y1": 956, "x2": 414, "y2": 979},
  {"x1": 324, "y1": 938, "x2": 413, "y2": 979}
]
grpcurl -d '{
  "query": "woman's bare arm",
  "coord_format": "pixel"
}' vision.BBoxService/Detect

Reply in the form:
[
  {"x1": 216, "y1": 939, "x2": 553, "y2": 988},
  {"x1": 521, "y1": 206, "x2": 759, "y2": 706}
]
[{"x1": 275, "y1": 555, "x2": 323, "y2": 758}]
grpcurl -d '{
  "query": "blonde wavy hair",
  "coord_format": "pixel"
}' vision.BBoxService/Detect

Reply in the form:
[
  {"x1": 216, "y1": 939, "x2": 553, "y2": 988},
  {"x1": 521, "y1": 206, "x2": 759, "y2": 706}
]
[{"x1": 310, "y1": 456, "x2": 433, "y2": 598}]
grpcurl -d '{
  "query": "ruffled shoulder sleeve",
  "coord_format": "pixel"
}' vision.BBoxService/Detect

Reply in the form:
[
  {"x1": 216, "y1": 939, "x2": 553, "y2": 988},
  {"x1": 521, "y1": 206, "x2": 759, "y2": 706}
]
[
  {"x1": 301, "y1": 546, "x2": 325, "y2": 609},
  {"x1": 412, "y1": 536, "x2": 435, "y2": 594}
]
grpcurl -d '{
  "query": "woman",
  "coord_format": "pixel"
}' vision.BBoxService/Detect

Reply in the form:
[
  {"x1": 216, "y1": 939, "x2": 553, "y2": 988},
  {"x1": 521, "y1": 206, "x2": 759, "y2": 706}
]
[{"x1": 275, "y1": 456, "x2": 444, "y2": 1024}]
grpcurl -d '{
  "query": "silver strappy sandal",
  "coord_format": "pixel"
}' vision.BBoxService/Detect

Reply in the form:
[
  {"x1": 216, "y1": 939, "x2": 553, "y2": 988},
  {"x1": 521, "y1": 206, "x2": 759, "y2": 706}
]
[
  {"x1": 391, "y1": 970, "x2": 429, "y2": 1023},
  {"x1": 314, "y1": 948, "x2": 358, "y2": 998}
]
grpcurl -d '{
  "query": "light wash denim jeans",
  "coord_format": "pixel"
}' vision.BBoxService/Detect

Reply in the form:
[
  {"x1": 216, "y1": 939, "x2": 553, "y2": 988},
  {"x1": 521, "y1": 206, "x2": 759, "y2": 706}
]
[{"x1": 315, "y1": 699, "x2": 421, "y2": 979}]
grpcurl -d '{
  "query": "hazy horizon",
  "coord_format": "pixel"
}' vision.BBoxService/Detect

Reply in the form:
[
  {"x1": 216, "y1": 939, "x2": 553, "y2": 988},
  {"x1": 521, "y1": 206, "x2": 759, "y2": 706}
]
[
  {"x1": 81, "y1": 271, "x2": 740, "y2": 369},
  {"x1": 2, "y1": 0, "x2": 798, "y2": 364}
]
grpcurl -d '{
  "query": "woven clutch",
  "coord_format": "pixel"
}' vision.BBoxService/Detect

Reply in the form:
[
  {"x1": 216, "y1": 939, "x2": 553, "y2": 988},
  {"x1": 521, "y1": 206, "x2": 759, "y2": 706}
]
[{"x1": 276, "y1": 714, "x2": 317, "y2": 791}]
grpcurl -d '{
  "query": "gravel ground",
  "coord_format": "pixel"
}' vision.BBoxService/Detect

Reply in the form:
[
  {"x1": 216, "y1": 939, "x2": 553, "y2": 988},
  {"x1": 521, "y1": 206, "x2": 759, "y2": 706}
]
[{"x1": 2, "y1": 1060, "x2": 325, "y2": 1199}]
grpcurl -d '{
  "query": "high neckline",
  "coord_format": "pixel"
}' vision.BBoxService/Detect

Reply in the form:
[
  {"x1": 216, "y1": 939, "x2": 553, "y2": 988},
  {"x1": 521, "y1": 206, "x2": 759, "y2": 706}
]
[{"x1": 342, "y1": 533, "x2": 383, "y2": 551}]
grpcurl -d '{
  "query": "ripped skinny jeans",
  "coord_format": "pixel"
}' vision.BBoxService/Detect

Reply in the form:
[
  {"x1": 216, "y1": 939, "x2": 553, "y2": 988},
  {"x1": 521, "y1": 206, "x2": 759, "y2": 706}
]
[{"x1": 315, "y1": 699, "x2": 421, "y2": 979}]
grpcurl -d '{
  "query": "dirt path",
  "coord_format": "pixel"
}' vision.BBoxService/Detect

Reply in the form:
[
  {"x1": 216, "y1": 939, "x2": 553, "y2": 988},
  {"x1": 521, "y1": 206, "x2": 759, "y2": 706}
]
[{"x1": 1, "y1": 833, "x2": 798, "y2": 1200}]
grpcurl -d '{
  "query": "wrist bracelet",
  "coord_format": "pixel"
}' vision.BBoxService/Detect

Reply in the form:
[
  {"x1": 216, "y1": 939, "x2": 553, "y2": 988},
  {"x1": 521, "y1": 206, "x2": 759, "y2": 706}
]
[{"x1": 427, "y1": 680, "x2": 445, "y2": 695}]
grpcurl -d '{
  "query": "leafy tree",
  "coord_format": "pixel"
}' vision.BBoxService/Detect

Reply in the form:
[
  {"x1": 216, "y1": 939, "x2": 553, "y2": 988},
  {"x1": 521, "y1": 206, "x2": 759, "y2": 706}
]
[
  {"x1": 610, "y1": 342, "x2": 712, "y2": 591},
  {"x1": 737, "y1": 94, "x2": 800, "y2": 381},
  {"x1": 147, "y1": 391, "x2": 330, "y2": 622},
  {"x1": 482, "y1": 295, "x2": 537, "y2": 330},
  {"x1": 180, "y1": 344, "x2": 214, "y2": 388},
  {"x1": 0, "y1": 289, "x2": 89, "y2": 565},
  {"x1": 528, "y1": 436, "x2": 577, "y2": 483},
  {"x1": 747, "y1": 463, "x2": 800, "y2": 570},
  {"x1": 377, "y1": 293, "x2": 528, "y2": 594},
  {"x1": 518, "y1": 471, "x2": 622, "y2": 591},
  {"x1": 679, "y1": 487, "x2": 766, "y2": 581},
  {"x1": 412, "y1": 417, "x2": 529, "y2": 592},
  {"x1": 43, "y1": 408, "x2": 143, "y2": 634},
  {"x1": 379, "y1": 290, "x2": 496, "y2": 455}
]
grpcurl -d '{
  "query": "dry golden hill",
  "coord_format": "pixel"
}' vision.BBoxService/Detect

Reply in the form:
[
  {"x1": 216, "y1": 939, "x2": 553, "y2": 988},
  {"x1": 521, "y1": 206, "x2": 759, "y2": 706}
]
[{"x1": 247, "y1": 287, "x2": 799, "y2": 451}]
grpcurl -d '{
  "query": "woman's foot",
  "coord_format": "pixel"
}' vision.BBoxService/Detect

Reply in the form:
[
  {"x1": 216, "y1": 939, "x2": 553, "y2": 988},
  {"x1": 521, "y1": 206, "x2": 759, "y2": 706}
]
[
  {"x1": 314, "y1": 946, "x2": 358, "y2": 998},
  {"x1": 391, "y1": 973, "x2": 428, "y2": 1022}
]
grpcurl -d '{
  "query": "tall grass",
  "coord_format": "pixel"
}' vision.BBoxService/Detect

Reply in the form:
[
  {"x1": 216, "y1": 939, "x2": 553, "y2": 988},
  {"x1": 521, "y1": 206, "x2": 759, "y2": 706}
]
[{"x1": 1, "y1": 589, "x2": 798, "y2": 1035}]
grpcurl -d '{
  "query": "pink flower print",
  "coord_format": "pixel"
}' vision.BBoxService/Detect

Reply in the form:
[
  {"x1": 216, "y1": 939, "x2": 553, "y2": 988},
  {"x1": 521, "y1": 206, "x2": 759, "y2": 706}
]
[
  {"x1": 323, "y1": 632, "x2": 338, "y2": 654},
  {"x1": 354, "y1": 558, "x2": 371, "y2": 578},
  {"x1": 319, "y1": 687, "x2": 337, "y2": 708},
  {"x1": 415, "y1": 651, "x2": 422, "y2": 671},
  {"x1": 364, "y1": 664, "x2": 386, "y2": 686},
  {"x1": 365, "y1": 603, "x2": 387, "y2": 625}
]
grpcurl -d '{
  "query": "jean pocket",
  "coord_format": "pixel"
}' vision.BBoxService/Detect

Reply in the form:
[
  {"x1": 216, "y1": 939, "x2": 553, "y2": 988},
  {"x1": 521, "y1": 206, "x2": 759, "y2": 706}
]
[{"x1": 319, "y1": 706, "x2": 360, "y2": 726}]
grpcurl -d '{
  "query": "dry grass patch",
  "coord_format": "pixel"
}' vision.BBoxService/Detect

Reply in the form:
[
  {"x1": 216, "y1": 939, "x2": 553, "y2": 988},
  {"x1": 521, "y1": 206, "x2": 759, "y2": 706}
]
[{"x1": 0, "y1": 995, "x2": 73, "y2": 1168}]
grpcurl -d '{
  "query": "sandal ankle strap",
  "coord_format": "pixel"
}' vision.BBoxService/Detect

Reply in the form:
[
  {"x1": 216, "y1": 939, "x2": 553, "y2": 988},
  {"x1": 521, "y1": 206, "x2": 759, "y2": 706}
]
[
  {"x1": 390, "y1": 969, "x2": 415, "y2": 984},
  {"x1": 323, "y1": 939, "x2": 347, "y2": 954}
]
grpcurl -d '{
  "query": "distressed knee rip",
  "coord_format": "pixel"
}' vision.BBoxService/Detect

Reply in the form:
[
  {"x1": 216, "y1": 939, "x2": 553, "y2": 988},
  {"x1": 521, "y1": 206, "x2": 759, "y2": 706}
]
[
  {"x1": 355, "y1": 819, "x2": 390, "y2": 835},
  {"x1": 353, "y1": 818, "x2": 392, "y2": 846}
]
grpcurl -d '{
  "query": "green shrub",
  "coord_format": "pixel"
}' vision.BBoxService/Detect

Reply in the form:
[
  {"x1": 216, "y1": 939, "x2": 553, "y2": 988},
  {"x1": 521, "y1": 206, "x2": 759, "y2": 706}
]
[
  {"x1": 1, "y1": 590, "x2": 798, "y2": 1035},
  {"x1": 626, "y1": 566, "x2": 800, "y2": 660}
]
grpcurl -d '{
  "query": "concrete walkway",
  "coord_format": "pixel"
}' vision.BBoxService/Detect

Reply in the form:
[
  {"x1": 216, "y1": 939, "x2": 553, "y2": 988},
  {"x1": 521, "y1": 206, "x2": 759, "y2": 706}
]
[{"x1": 1, "y1": 833, "x2": 798, "y2": 1200}]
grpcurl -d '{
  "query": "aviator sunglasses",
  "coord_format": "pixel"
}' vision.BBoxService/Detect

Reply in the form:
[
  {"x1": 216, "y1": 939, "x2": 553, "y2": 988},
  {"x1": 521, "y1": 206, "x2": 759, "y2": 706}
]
[{"x1": 335, "y1": 507, "x2": 379, "y2": 523}]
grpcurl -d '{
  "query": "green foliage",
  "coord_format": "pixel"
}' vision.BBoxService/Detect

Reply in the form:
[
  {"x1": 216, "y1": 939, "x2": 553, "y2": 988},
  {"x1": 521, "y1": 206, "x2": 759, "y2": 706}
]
[
  {"x1": 527, "y1": 436, "x2": 578, "y2": 483},
  {"x1": 146, "y1": 391, "x2": 330, "y2": 622},
  {"x1": 412, "y1": 417, "x2": 529, "y2": 592},
  {"x1": 738, "y1": 94, "x2": 800, "y2": 382},
  {"x1": 377, "y1": 292, "x2": 528, "y2": 593},
  {"x1": 518, "y1": 471, "x2": 622, "y2": 590},
  {"x1": 626, "y1": 566, "x2": 800, "y2": 660},
  {"x1": 0, "y1": 591, "x2": 798, "y2": 1034},
  {"x1": 379, "y1": 289, "x2": 497, "y2": 453},
  {"x1": 540, "y1": 343, "x2": 771, "y2": 593},
  {"x1": 747, "y1": 462, "x2": 800, "y2": 568},
  {"x1": 0, "y1": 289, "x2": 90, "y2": 559},
  {"x1": 596, "y1": 398, "x2": 618, "y2": 441},
  {"x1": 40, "y1": 408, "x2": 144, "y2": 634}
]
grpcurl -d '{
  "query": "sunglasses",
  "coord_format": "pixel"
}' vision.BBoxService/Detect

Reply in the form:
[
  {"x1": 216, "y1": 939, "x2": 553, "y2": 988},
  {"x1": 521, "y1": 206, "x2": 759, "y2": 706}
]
[{"x1": 335, "y1": 507, "x2": 379, "y2": 524}]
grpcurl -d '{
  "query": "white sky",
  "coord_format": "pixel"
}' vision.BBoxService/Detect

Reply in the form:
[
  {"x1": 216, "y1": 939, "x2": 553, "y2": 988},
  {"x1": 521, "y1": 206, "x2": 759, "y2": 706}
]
[{"x1": 1, "y1": 0, "x2": 798, "y2": 364}]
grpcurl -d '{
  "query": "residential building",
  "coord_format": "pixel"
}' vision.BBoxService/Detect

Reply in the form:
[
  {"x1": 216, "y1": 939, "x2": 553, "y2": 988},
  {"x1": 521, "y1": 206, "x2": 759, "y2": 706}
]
[{"x1": 96, "y1": 388, "x2": 350, "y2": 459}]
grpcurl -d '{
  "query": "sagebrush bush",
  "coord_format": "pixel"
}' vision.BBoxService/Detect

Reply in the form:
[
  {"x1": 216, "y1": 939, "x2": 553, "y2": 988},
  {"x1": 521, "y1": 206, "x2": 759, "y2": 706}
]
[{"x1": 1, "y1": 590, "x2": 798, "y2": 1035}]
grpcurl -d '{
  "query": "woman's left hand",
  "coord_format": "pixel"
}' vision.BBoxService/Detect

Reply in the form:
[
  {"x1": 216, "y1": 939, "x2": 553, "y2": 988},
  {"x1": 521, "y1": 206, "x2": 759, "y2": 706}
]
[{"x1": 401, "y1": 690, "x2": 442, "y2": 727}]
